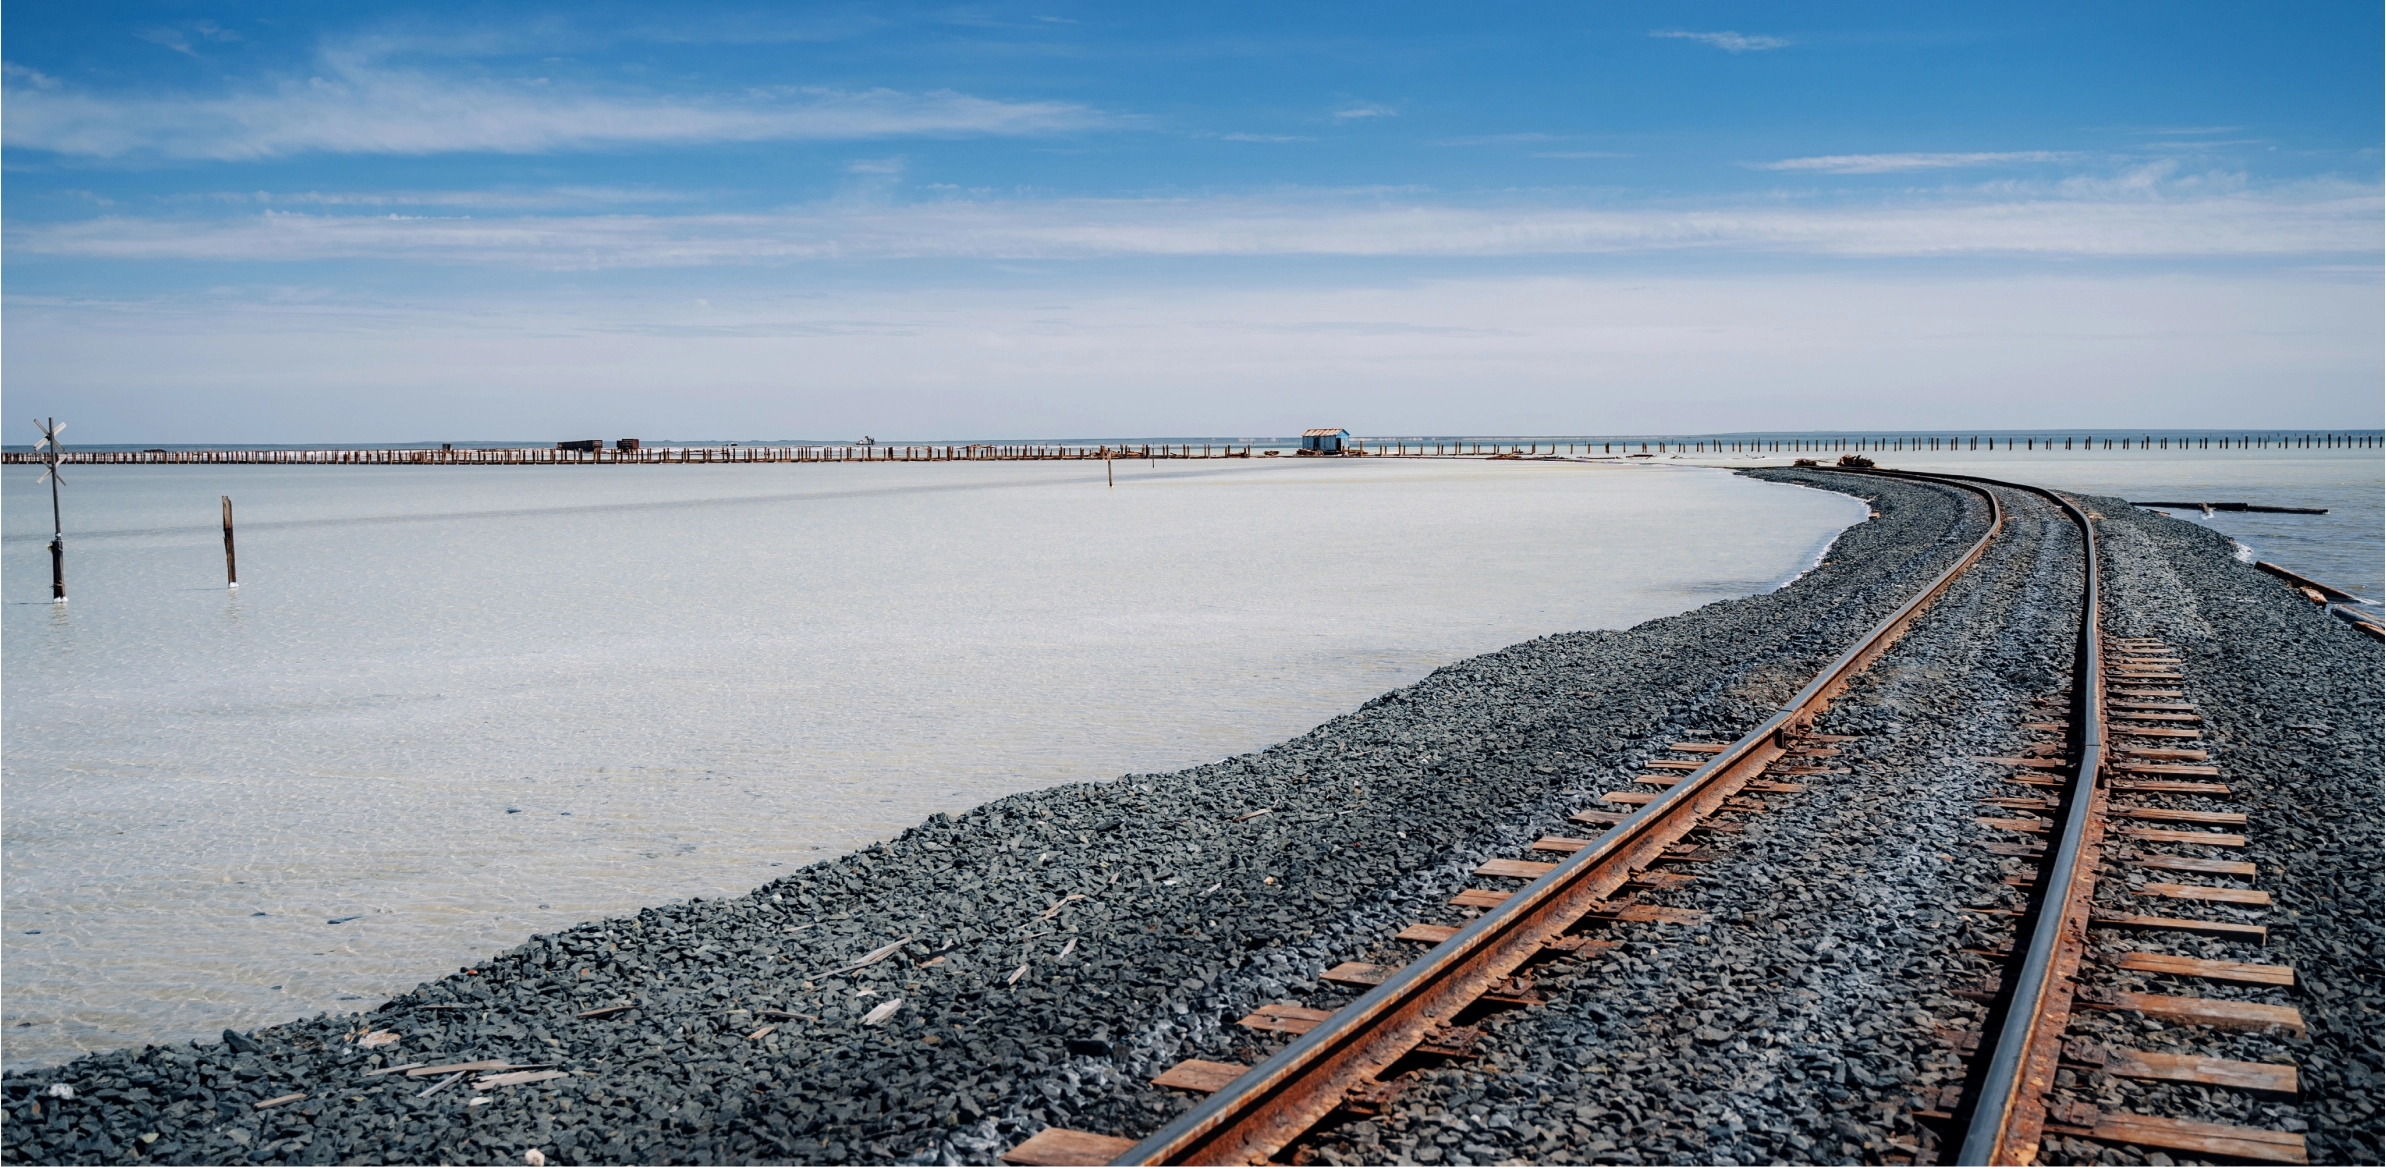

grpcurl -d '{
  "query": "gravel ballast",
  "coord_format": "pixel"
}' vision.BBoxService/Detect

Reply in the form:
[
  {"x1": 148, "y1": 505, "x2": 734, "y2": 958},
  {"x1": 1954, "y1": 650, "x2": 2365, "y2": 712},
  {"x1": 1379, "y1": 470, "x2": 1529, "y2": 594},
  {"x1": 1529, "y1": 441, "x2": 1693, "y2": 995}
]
[
  {"x1": 1277, "y1": 482, "x2": 2381, "y2": 1167},
  {"x1": 0, "y1": 469, "x2": 1973, "y2": 1166},
  {"x1": 3, "y1": 469, "x2": 2371, "y2": 1167}
]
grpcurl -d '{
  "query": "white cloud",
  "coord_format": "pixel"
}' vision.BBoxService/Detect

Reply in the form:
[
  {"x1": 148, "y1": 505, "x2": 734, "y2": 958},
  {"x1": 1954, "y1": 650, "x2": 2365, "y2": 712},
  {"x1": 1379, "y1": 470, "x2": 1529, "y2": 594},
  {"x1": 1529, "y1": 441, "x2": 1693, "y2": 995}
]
[
  {"x1": 1, "y1": 56, "x2": 1113, "y2": 160},
  {"x1": 8, "y1": 272, "x2": 2376, "y2": 440},
  {"x1": 138, "y1": 20, "x2": 242, "y2": 58},
  {"x1": 1436, "y1": 133, "x2": 1564, "y2": 147},
  {"x1": 1649, "y1": 29, "x2": 1792, "y2": 53},
  {"x1": 1331, "y1": 103, "x2": 1396, "y2": 121},
  {"x1": 182, "y1": 187, "x2": 705, "y2": 209},
  {"x1": 16, "y1": 182, "x2": 2374, "y2": 269},
  {"x1": 1756, "y1": 151, "x2": 2082, "y2": 174},
  {"x1": 2, "y1": 62, "x2": 61, "y2": 89}
]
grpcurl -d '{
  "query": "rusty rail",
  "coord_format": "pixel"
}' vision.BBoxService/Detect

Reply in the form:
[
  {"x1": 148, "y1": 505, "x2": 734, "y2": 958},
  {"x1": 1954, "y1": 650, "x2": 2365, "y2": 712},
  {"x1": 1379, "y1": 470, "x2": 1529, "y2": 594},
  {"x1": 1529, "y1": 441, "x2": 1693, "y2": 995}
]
[
  {"x1": 1109, "y1": 470, "x2": 2008, "y2": 1165},
  {"x1": 1906, "y1": 474, "x2": 2104, "y2": 1167}
]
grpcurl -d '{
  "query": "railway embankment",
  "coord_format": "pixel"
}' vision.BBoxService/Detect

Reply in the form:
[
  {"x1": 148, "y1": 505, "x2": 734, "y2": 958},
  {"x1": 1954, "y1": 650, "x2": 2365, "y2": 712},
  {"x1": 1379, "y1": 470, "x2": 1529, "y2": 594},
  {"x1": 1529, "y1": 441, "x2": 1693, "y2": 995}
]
[
  {"x1": 3, "y1": 470, "x2": 2373, "y2": 1167},
  {"x1": 0, "y1": 469, "x2": 1968, "y2": 1165}
]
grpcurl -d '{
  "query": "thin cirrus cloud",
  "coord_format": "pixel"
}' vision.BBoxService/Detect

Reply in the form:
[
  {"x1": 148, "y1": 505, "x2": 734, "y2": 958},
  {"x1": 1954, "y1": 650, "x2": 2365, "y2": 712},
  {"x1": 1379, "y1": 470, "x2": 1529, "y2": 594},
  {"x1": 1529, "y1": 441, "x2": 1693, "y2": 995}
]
[
  {"x1": 17, "y1": 183, "x2": 2374, "y2": 269},
  {"x1": 0, "y1": 58, "x2": 1114, "y2": 160},
  {"x1": 1756, "y1": 151, "x2": 2083, "y2": 174},
  {"x1": 1435, "y1": 133, "x2": 1566, "y2": 147},
  {"x1": 179, "y1": 187, "x2": 707, "y2": 208},
  {"x1": 1649, "y1": 29, "x2": 1792, "y2": 53}
]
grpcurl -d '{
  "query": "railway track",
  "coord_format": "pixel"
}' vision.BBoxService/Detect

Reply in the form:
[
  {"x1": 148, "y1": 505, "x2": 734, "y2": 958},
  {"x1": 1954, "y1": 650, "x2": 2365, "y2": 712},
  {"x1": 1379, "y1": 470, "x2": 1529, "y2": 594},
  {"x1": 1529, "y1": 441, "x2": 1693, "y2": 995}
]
[
  {"x1": 995, "y1": 468, "x2": 2009, "y2": 1167},
  {"x1": 996, "y1": 469, "x2": 2324, "y2": 1167},
  {"x1": 1931, "y1": 482, "x2": 2310, "y2": 1166}
]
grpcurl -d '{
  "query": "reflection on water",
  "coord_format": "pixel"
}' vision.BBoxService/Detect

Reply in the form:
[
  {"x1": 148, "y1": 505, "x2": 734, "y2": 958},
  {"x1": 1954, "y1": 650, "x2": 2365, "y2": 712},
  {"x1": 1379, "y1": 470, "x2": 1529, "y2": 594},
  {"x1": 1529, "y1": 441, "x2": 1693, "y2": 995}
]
[{"x1": 2, "y1": 457, "x2": 1861, "y2": 1065}]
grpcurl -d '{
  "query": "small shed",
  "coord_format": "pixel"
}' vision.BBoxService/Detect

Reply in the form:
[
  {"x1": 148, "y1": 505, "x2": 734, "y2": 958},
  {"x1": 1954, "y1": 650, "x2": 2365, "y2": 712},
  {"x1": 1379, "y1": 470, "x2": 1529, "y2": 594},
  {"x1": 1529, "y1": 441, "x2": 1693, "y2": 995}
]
[
  {"x1": 615, "y1": 438, "x2": 642, "y2": 451},
  {"x1": 1300, "y1": 427, "x2": 1350, "y2": 454},
  {"x1": 556, "y1": 439, "x2": 602, "y2": 452}
]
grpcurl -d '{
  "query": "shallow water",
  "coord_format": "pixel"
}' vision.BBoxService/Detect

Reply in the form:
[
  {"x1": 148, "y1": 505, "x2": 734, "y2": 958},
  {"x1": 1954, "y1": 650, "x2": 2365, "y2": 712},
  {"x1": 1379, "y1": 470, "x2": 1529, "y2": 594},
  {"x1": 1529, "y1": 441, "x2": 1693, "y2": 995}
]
[
  {"x1": 1682, "y1": 446, "x2": 2383, "y2": 612},
  {"x1": 1, "y1": 457, "x2": 1862, "y2": 1066}
]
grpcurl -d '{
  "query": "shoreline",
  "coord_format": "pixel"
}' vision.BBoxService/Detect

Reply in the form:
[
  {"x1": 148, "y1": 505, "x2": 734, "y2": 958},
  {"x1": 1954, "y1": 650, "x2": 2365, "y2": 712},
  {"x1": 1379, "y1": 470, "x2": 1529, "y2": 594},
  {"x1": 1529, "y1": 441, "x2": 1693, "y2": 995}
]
[{"x1": 2, "y1": 470, "x2": 2375, "y2": 1166}]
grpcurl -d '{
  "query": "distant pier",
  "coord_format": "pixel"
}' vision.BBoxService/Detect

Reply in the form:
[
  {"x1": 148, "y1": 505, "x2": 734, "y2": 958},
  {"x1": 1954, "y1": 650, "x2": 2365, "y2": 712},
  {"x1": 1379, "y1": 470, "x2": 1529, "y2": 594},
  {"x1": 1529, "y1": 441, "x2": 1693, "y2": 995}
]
[{"x1": 1, "y1": 432, "x2": 2373, "y2": 466}]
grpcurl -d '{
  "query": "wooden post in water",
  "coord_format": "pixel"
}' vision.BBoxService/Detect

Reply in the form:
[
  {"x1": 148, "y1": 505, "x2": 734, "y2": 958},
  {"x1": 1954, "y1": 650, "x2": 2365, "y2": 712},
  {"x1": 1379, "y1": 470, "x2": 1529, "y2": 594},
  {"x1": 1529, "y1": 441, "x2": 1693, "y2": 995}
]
[
  {"x1": 35, "y1": 417, "x2": 66, "y2": 603},
  {"x1": 222, "y1": 496, "x2": 239, "y2": 589}
]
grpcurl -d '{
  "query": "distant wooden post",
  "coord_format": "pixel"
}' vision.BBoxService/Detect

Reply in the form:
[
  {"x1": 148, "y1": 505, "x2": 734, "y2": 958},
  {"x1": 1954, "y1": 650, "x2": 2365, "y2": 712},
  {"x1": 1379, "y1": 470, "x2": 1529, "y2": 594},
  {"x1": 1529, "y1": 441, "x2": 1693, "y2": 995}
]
[
  {"x1": 222, "y1": 496, "x2": 239, "y2": 589},
  {"x1": 35, "y1": 416, "x2": 65, "y2": 602},
  {"x1": 1107, "y1": 449, "x2": 1115, "y2": 488}
]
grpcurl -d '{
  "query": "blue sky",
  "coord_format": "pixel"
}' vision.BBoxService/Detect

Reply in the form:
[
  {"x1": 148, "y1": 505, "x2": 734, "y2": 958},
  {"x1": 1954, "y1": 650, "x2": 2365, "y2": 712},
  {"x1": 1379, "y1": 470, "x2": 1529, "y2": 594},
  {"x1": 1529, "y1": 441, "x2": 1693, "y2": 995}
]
[{"x1": 5, "y1": 2, "x2": 2380, "y2": 442}]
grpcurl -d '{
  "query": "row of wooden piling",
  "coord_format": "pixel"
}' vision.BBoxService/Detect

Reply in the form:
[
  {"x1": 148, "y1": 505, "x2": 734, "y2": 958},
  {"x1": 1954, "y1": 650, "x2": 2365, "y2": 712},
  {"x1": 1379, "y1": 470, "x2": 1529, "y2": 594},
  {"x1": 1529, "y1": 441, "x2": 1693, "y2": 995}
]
[{"x1": 4, "y1": 433, "x2": 2374, "y2": 466}]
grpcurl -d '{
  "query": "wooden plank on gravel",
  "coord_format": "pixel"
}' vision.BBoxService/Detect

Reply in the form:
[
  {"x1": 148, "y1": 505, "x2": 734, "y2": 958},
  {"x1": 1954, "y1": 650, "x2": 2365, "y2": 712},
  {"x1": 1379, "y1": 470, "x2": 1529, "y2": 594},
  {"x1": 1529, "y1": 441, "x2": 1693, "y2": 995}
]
[
  {"x1": 1322, "y1": 962, "x2": 1396, "y2": 987},
  {"x1": 2092, "y1": 910, "x2": 2266, "y2": 943},
  {"x1": 2112, "y1": 780, "x2": 2230, "y2": 795},
  {"x1": 1588, "y1": 904, "x2": 1707, "y2": 925},
  {"x1": 1668, "y1": 742, "x2": 1728, "y2": 753},
  {"x1": 2131, "y1": 854, "x2": 2258, "y2": 877},
  {"x1": 1151, "y1": 1059, "x2": 1249, "y2": 1094},
  {"x1": 1397, "y1": 924, "x2": 1460, "y2": 944},
  {"x1": 2122, "y1": 747, "x2": 2210, "y2": 761},
  {"x1": 1237, "y1": 1003, "x2": 1334, "y2": 1035},
  {"x1": 1642, "y1": 759, "x2": 1703, "y2": 770},
  {"x1": 1654, "y1": 847, "x2": 1722, "y2": 862},
  {"x1": 1001, "y1": 1128, "x2": 1140, "y2": 1166},
  {"x1": 1570, "y1": 810, "x2": 1629, "y2": 826},
  {"x1": 1542, "y1": 935, "x2": 1618, "y2": 956},
  {"x1": 2103, "y1": 1048, "x2": 2299, "y2": 1094},
  {"x1": 2116, "y1": 712, "x2": 2202, "y2": 722},
  {"x1": 2118, "y1": 826, "x2": 2244, "y2": 846},
  {"x1": 1638, "y1": 774, "x2": 1689, "y2": 787},
  {"x1": 1600, "y1": 791, "x2": 1657, "y2": 806},
  {"x1": 474, "y1": 1070, "x2": 569, "y2": 1089},
  {"x1": 2115, "y1": 726, "x2": 2201, "y2": 738},
  {"x1": 2118, "y1": 953, "x2": 2295, "y2": 987},
  {"x1": 1978, "y1": 817, "x2": 2049, "y2": 833},
  {"x1": 1979, "y1": 756, "x2": 2067, "y2": 769},
  {"x1": 1628, "y1": 871, "x2": 1698, "y2": 890},
  {"x1": 2114, "y1": 763, "x2": 2222, "y2": 776},
  {"x1": 405, "y1": 1060, "x2": 511, "y2": 1078},
  {"x1": 2072, "y1": 1113, "x2": 2307, "y2": 1164},
  {"x1": 2089, "y1": 991, "x2": 2304, "y2": 1036},
  {"x1": 1531, "y1": 836, "x2": 1591, "y2": 854},
  {"x1": 2112, "y1": 807, "x2": 2247, "y2": 826},
  {"x1": 1979, "y1": 841, "x2": 2046, "y2": 856},
  {"x1": 1475, "y1": 858, "x2": 1558, "y2": 879},
  {"x1": 1450, "y1": 889, "x2": 1512, "y2": 907},
  {"x1": 2135, "y1": 883, "x2": 2271, "y2": 906},
  {"x1": 1746, "y1": 781, "x2": 1807, "y2": 793}
]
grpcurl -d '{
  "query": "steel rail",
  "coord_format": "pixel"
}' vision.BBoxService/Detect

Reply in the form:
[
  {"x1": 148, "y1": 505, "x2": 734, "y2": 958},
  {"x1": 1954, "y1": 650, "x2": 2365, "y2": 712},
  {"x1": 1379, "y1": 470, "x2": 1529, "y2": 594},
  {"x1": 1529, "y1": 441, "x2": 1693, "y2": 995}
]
[
  {"x1": 1888, "y1": 474, "x2": 2103, "y2": 1167},
  {"x1": 1114, "y1": 471, "x2": 2006, "y2": 1166}
]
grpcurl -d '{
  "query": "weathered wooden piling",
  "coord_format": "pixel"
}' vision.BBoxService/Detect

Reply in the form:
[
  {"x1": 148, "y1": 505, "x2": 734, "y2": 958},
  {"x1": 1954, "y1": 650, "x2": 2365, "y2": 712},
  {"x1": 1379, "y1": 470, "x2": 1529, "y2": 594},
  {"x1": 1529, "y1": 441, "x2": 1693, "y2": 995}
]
[{"x1": 222, "y1": 496, "x2": 238, "y2": 589}]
